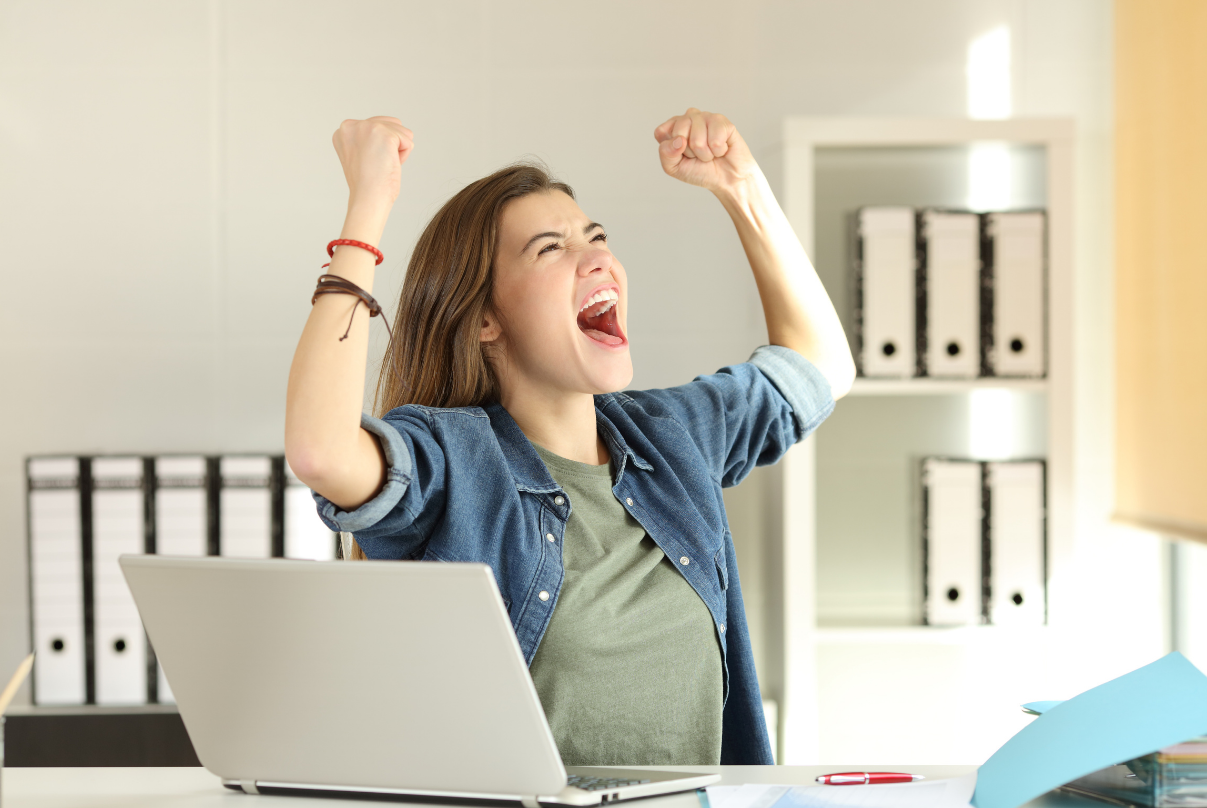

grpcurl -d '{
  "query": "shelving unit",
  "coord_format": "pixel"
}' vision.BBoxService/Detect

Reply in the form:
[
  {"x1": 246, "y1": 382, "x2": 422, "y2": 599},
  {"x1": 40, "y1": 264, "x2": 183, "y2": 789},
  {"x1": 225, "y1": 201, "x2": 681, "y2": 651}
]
[
  {"x1": 768, "y1": 117, "x2": 1074, "y2": 765},
  {"x1": 849, "y1": 378, "x2": 1047, "y2": 396}
]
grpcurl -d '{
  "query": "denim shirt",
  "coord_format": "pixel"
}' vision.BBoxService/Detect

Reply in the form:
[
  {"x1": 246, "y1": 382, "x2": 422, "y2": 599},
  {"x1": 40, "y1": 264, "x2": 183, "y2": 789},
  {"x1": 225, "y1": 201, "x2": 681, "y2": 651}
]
[{"x1": 314, "y1": 345, "x2": 835, "y2": 764}]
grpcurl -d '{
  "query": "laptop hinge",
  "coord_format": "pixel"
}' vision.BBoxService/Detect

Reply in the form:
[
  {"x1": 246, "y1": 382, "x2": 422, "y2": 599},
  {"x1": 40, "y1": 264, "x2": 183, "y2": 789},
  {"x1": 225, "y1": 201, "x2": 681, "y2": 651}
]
[
  {"x1": 520, "y1": 797, "x2": 540, "y2": 808},
  {"x1": 240, "y1": 780, "x2": 261, "y2": 795}
]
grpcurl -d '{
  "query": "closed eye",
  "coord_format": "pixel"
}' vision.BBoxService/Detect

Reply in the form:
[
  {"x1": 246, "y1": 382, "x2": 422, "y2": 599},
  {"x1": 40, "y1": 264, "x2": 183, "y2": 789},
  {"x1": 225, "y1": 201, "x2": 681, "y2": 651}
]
[{"x1": 537, "y1": 232, "x2": 606, "y2": 255}]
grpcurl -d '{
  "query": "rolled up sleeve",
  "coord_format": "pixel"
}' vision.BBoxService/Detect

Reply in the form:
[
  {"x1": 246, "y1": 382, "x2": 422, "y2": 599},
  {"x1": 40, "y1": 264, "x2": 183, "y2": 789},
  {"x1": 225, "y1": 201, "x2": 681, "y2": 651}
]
[
  {"x1": 312, "y1": 412, "x2": 415, "y2": 533},
  {"x1": 748, "y1": 344, "x2": 835, "y2": 440},
  {"x1": 624, "y1": 345, "x2": 835, "y2": 488}
]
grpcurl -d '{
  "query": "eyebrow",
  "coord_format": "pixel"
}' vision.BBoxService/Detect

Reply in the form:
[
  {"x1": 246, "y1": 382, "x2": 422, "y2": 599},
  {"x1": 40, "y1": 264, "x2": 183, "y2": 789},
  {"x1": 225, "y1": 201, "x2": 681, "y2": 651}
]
[{"x1": 521, "y1": 222, "x2": 605, "y2": 256}]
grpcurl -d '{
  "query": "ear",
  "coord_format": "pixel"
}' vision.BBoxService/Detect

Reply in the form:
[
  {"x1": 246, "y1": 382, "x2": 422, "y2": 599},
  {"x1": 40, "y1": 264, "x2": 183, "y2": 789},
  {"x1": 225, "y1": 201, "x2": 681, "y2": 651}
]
[{"x1": 480, "y1": 307, "x2": 502, "y2": 344}]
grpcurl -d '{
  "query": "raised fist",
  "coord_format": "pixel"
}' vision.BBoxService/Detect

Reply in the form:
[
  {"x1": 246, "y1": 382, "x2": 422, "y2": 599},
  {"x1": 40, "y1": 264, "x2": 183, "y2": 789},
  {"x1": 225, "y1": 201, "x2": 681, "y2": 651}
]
[
  {"x1": 332, "y1": 116, "x2": 414, "y2": 207},
  {"x1": 654, "y1": 108, "x2": 756, "y2": 194}
]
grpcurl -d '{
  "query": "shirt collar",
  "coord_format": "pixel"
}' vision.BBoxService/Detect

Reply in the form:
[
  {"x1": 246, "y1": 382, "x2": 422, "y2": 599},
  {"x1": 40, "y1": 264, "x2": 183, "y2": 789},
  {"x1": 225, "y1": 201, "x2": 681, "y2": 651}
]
[{"x1": 483, "y1": 400, "x2": 653, "y2": 494}]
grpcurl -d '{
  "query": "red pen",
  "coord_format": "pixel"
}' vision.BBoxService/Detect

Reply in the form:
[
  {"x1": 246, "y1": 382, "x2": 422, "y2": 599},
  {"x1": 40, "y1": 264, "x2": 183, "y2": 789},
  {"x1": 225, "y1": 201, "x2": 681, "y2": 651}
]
[{"x1": 815, "y1": 772, "x2": 925, "y2": 785}]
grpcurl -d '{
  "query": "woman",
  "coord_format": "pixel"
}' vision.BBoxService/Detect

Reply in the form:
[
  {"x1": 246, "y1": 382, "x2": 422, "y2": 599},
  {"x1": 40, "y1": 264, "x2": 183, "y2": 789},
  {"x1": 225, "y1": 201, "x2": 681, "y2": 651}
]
[{"x1": 284, "y1": 108, "x2": 854, "y2": 766}]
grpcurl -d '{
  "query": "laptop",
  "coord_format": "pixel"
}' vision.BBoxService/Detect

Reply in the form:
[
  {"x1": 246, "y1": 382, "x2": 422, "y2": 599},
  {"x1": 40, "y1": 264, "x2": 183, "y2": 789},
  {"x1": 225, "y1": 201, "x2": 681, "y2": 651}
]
[{"x1": 119, "y1": 555, "x2": 721, "y2": 804}]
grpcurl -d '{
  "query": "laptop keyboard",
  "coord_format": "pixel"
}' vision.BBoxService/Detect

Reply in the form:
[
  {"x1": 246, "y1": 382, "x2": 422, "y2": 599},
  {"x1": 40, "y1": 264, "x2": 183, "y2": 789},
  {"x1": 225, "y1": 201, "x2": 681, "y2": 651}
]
[{"x1": 566, "y1": 775, "x2": 652, "y2": 791}]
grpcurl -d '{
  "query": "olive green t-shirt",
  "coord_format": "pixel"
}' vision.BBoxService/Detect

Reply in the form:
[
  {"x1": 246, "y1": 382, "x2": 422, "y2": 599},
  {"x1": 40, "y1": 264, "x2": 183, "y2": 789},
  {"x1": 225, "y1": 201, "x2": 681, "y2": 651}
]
[{"x1": 527, "y1": 442, "x2": 723, "y2": 766}]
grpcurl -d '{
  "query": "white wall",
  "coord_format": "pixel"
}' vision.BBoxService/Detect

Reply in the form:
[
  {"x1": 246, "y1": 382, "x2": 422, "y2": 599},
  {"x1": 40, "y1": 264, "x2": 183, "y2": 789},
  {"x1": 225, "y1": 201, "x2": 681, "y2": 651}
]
[{"x1": 1, "y1": 0, "x2": 1144, "y2": 727}]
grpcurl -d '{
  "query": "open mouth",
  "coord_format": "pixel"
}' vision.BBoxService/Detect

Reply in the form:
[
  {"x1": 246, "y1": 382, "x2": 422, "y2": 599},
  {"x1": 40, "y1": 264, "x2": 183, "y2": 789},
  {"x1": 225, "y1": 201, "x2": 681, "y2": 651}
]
[{"x1": 577, "y1": 287, "x2": 626, "y2": 346}]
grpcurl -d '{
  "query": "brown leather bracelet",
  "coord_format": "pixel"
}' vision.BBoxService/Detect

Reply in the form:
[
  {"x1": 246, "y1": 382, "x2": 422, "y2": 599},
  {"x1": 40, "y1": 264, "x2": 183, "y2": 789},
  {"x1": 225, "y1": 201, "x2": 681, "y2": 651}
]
[{"x1": 311, "y1": 274, "x2": 394, "y2": 343}]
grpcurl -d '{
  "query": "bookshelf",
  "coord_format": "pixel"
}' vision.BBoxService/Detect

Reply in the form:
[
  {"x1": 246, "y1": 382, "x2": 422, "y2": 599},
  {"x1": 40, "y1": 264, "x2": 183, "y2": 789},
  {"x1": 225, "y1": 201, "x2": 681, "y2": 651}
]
[
  {"x1": 771, "y1": 117, "x2": 1075, "y2": 764},
  {"x1": 849, "y1": 378, "x2": 1047, "y2": 396}
]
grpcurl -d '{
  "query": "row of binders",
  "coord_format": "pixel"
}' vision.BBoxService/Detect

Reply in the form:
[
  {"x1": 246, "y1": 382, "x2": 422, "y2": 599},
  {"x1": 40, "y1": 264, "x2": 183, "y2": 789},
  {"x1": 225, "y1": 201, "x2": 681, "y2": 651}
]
[
  {"x1": 922, "y1": 457, "x2": 1047, "y2": 626},
  {"x1": 855, "y1": 207, "x2": 1047, "y2": 379},
  {"x1": 26, "y1": 454, "x2": 336, "y2": 707}
]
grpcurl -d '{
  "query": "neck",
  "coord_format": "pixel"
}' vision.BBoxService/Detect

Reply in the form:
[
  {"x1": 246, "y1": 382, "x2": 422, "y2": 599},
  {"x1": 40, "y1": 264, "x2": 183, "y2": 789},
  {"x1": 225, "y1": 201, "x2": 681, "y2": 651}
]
[{"x1": 498, "y1": 384, "x2": 608, "y2": 466}]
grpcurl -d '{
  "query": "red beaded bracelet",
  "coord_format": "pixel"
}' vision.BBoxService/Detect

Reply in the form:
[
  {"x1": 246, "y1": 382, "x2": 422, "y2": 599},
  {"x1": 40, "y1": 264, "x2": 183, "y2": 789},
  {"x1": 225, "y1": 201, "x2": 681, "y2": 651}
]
[{"x1": 324, "y1": 238, "x2": 383, "y2": 266}]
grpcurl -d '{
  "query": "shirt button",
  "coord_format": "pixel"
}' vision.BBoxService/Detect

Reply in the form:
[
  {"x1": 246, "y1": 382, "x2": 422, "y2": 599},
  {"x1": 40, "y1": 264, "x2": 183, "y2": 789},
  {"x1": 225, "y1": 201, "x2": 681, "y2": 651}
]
[
  {"x1": 554, "y1": 496, "x2": 564, "y2": 506},
  {"x1": 538, "y1": 590, "x2": 550, "y2": 601},
  {"x1": 719, "y1": 624, "x2": 727, "y2": 633},
  {"x1": 679, "y1": 556, "x2": 690, "y2": 566},
  {"x1": 625, "y1": 497, "x2": 633, "y2": 506},
  {"x1": 546, "y1": 533, "x2": 556, "y2": 542}
]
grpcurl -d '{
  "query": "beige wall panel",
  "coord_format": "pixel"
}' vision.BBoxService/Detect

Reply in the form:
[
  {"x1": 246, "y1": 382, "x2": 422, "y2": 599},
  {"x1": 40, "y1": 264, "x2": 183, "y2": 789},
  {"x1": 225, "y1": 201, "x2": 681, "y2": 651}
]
[{"x1": 1115, "y1": 0, "x2": 1207, "y2": 542}]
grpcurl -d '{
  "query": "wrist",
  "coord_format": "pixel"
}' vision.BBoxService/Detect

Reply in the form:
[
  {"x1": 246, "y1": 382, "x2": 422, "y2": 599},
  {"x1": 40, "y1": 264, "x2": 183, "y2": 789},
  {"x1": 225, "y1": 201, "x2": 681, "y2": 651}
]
[
  {"x1": 341, "y1": 198, "x2": 392, "y2": 245},
  {"x1": 714, "y1": 169, "x2": 772, "y2": 222}
]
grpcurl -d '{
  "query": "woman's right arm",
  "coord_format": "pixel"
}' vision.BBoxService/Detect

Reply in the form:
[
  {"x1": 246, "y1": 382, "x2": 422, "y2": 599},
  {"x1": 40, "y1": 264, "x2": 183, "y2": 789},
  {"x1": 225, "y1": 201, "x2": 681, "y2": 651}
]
[{"x1": 285, "y1": 117, "x2": 413, "y2": 512}]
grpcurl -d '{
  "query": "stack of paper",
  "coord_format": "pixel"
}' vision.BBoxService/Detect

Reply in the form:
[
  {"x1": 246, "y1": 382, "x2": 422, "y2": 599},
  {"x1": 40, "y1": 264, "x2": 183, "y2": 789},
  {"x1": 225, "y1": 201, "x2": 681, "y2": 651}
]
[{"x1": 973, "y1": 652, "x2": 1207, "y2": 808}]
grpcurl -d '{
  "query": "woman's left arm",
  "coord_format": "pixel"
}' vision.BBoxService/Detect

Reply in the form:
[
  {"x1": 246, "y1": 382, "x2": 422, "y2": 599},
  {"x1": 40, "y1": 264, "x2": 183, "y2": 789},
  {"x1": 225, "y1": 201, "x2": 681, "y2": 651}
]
[{"x1": 656, "y1": 108, "x2": 856, "y2": 399}]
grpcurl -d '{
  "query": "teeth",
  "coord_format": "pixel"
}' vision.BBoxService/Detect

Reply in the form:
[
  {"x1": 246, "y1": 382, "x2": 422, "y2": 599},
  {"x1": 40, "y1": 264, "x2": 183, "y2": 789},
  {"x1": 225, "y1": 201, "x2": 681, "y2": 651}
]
[{"x1": 580, "y1": 288, "x2": 619, "y2": 311}]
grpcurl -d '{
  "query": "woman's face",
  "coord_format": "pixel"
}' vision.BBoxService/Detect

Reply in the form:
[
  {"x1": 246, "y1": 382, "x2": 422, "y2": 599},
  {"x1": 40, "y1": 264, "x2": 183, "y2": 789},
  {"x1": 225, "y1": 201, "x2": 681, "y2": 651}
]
[{"x1": 487, "y1": 190, "x2": 632, "y2": 401}]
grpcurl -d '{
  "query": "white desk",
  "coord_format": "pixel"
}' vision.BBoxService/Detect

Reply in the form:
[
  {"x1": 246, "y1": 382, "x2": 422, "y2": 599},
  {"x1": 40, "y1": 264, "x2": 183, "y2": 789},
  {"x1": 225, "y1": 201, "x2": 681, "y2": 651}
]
[{"x1": 2, "y1": 765, "x2": 1102, "y2": 807}]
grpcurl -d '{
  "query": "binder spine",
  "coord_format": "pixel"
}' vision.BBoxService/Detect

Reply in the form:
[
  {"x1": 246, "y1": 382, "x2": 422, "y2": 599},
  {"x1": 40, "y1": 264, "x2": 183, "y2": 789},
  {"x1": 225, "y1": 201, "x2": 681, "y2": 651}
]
[
  {"x1": 24, "y1": 461, "x2": 34, "y2": 702},
  {"x1": 1037, "y1": 211, "x2": 1051, "y2": 379},
  {"x1": 979, "y1": 213, "x2": 996, "y2": 377},
  {"x1": 1041, "y1": 460, "x2": 1050, "y2": 625},
  {"x1": 142, "y1": 458, "x2": 157, "y2": 555},
  {"x1": 985, "y1": 459, "x2": 1049, "y2": 626},
  {"x1": 219, "y1": 456, "x2": 273, "y2": 558},
  {"x1": 270, "y1": 457, "x2": 286, "y2": 559},
  {"x1": 79, "y1": 457, "x2": 96, "y2": 705},
  {"x1": 205, "y1": 457, "x2": 221, "y2": 556},
  {"x1": 852, "y1": 211, "x2": 866, "y2": 377},
  {"x1": 28, "y1": 457, "x2": 86, "y2": 705},
  {"x1": 920, "y1": 209, "x2": 981, "y2": 378},
  {"x1": 980, "y1": 461, "x2": 992, "y2": 624},
  {"x1": 987, "y1": 211, "x2": 1048, "y2": 377},
  {"x1": 143, "y1": 457, "x2": 159, "y2": 703},
  {"x1": 921, "y1": 457, "x2": 985, "y2": 626},
  {"x1": 921, "y1": 469, "x2": 932, "y2": 625},
  {"x1": 914, "y1": 210, "x2": 928, "y2": 377}
]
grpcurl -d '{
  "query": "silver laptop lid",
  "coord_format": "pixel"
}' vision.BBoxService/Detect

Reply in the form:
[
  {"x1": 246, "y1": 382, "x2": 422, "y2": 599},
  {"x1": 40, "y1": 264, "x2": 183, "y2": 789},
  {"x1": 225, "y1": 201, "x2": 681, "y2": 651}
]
[{"x1": 120, "y1": 555, "x2": 567, "y2": 796}]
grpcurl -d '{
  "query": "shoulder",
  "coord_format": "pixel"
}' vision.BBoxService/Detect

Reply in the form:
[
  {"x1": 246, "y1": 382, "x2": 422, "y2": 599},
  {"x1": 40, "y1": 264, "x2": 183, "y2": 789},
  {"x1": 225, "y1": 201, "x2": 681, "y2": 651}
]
[
  {"x1": 597, "y1": 362, "x2": 767, "y2": 416},
  {"x1": 381, "y1": 403, "x2": 492, "y2": 425}
]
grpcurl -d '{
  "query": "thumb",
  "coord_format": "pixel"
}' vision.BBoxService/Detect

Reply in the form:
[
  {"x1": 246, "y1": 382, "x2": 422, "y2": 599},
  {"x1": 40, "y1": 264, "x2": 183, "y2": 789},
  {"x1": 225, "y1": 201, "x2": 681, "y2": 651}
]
[{"x1": 658, "y1": 135, "x2": 687, "y2": 175}]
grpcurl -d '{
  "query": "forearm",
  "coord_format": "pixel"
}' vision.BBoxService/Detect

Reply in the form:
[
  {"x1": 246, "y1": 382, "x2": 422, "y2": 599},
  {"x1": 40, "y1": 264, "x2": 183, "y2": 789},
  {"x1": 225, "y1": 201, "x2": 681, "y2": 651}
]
[
  {"x1": 715, "y1": 168, "x2": 856, "y2": 398},
  {"x1": 284, "y1": 200, "x2": 390, "y2": 500}
]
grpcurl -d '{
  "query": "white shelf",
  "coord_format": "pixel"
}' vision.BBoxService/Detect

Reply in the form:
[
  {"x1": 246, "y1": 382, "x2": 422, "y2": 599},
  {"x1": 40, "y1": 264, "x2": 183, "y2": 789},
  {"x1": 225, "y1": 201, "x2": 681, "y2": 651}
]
[
  {"x1": 850, "y1": 377, "x2": 1048, "y2": 396},
  {"x1": 814, "y1": 624, "x2": 1051, "y2": 645},
  {"x1": 5, "y1": 703, "x2": 179, "y2": 717},
  {"x1": 771, "y1": 116, "x2": 1075, "y2": 765}
]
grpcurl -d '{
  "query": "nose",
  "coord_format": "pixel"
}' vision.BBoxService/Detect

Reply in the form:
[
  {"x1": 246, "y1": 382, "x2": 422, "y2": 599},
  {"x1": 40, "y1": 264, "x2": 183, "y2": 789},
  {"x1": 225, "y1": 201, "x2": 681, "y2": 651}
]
[{"x1": 577, "y1": 246, "x2": 613, "y2": 277}]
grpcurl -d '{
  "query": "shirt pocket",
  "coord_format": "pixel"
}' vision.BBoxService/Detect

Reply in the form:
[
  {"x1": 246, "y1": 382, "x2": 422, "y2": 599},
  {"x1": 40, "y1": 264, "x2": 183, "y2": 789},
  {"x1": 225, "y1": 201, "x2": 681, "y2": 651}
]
[{"x1": 714, "y1": 539, "x2": 729, "y2": 591}]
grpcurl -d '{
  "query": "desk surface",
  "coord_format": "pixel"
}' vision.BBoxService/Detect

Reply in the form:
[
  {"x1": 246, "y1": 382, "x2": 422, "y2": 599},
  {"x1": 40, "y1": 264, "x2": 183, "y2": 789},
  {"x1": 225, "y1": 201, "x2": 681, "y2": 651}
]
[{"x1": 1, "y1": 765, "x2": 1101, "y2": 807}]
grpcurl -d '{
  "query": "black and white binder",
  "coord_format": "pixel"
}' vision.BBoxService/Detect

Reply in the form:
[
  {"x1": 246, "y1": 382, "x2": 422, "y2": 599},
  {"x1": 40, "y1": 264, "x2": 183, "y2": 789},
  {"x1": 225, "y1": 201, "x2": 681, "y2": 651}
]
[
  {"x1": 855, "y1": 207, "x2": 917, "y2": 378},
  {"x1": 218, "y1": 456, "x2": 273, "y2": 559},
  {"x1": 986, "y1": 460, "x2": 1047, "y2": 625},
  {"x1": 919, "y1": 210, "x2": 981, "y2": 378},
  {"x1": 27, "y1": 457, "x2": 86, "y2": 705},
  {"x1": 983, "y1": 212, "x2": 1047, "y2": 377},
  {"x1": 91, "y1": 457, "x2": 148, "y2": 705},
  {"x1": 152, "y1": 455, "x2": 209, "y2": 703},
  {"x1": 922, "y1": 458, "x2": 984, "y2": 626},
  {"x1": 285, "y1": 461, "x2": 337, "y2": 560},
  {"x1": 28, "y1": 451, "x2": 330, "y2": 703},
  {"x1": 154, "y1": 456, "x2": 207, "y2": 557}
]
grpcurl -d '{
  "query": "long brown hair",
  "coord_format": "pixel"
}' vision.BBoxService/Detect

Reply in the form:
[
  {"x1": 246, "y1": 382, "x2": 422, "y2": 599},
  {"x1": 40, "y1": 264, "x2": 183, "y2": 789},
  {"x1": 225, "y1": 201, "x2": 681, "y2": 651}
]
[
  {"x1": 341, "y1": 162, "x2": 574, "y2": 561},
  {"x1": 374, "y1": 161, "x2": 575, "y2": 415}
]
